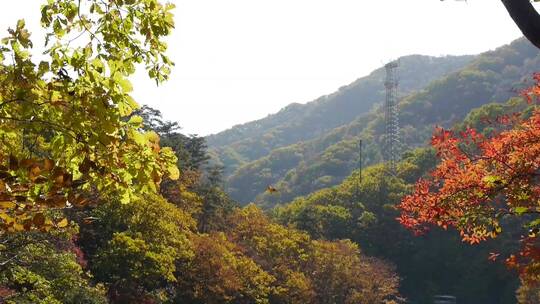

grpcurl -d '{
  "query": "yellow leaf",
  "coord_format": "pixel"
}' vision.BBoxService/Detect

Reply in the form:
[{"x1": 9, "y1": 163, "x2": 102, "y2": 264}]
[
  {"x1": 144, "y1": 131, "x2": 160, "y2": 144},
  {"x1": 57, "y1": 218, "x2": 69, "y2": 228},
  {"x1": 167, "y1": 165, "x2": 180, "y2": 180},
  {"x1": 120, "y1": 190, "x2": 131, "y2": 204},
  {"x1": 0, "y1": 201, "x2": 16, "y2": 209},
  {"x1": 13, "y1": 222, "x2": 24, "y2": 231},
  {"x1": 128, "y1": 115, "x2": 143, "y2": 126},
  {"x1": 0, "y1": 213, "x2": 13, "y2": 223}
]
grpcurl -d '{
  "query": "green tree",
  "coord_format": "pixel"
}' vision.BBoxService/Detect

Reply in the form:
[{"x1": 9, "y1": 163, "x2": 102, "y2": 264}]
[
  {"x1": 196, "y1": 165, "x2": 237, "y2": 233},
  {"x1": 0, "y1": 230, "x2": 106, "y2": 304},
  {"x1": 0, "y1": 0, "x2": 179, "y2": 232},
  {"x1": 81, "y1": 194, "x2": 194, "y2": 302},
  {"x1": 134, "y1": 105, "x2": 210, "y2": 171},
  {"x1": 275, "y1": 147, "x2": 518, "y2": 303}
]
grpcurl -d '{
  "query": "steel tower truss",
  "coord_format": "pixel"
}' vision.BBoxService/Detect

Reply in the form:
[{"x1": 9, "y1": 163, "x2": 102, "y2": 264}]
[{"x1": 383, "y1": 61, "x2": 400, "y2": 173}]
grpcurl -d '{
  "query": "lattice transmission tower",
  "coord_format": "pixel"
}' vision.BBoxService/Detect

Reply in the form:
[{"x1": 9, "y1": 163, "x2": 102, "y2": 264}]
[{"x1": 383, "y1": 61, "x2": 400, "y2": 174}]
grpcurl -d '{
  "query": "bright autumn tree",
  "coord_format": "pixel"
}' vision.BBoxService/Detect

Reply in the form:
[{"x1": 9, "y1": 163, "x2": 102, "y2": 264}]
[
  {"x1": 398, "y1": 74, "x2": 540, "y2": 280},
  {"x1": 226, "y1": 205, "x2": 402, "y2": 304},
  {"x1": 174, "y1": 232, "x2": 275, "y2": 304},
  {"x1": 0, "y1": 0, "x2": 179, "y2": 233}
]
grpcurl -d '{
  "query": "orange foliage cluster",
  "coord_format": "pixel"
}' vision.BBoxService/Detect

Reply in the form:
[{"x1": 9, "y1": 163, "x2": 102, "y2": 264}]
[
  {"x1": 398, "y1": 74, "x2": 540, "y2": 279},
  {"x1": 0, "y1": 155, "x2": 90, "y2": 232}
]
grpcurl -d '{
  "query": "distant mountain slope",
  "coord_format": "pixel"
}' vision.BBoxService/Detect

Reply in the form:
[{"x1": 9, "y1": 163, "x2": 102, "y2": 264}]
[
  {"x1": 207, "y1": 54, "x2": 474, "y2": 175},
  {"x1": 222, "y1": 38, "x2": 540, "y2": 206}
]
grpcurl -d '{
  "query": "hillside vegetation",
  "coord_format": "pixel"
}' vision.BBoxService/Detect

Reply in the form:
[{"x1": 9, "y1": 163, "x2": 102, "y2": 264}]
[
  {"x1": 5, "y1": 1, "x2": 540, "y2": 304},
  {"x1": 0, "y1": 2, "x2": 403, "y2": 303},
  {"x1": 207, "y1": 54, "x2": 474, "y2": 175},
  {"x1": 271, "y1": 96, "x2": 537, "y2": 303},
  {"x1": 213, "y1": 38, "x2": 540, "y2": 206}
]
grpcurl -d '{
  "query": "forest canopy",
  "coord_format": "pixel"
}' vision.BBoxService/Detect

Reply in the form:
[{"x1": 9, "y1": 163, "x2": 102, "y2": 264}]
[
  {"x1": 0, "y1": 1, "x2": 403, "y2": 303},
  {"x1": 0, "y1": 0, "x2": 539, "y2": 303}
]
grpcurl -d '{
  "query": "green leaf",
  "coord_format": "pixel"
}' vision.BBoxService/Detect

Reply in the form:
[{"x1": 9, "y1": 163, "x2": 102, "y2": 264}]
[
  {"x1": 513, "y1": 207, "x2": 529, "y2": 215},
  {"x1": 128, "y1": 115, "x2": 143, "y2": 127},
  {"x1": 529, "y1": 218, "x2": 540, "y2": 228},
  {"x1": 16, "y1": 19, "x2": 25, "y2": 30},
  {"x1": 38, "y1": 61, "x2": 50, "y2": 75},
  {"x1": 120, "y1": 190, "x2": 131, "y2": 204},
  {"x1": 130, "y1": 130, "x2": 146, "y2": 146},
  {"x1": 114, "y1": 73, "x2": 133, "y2": 92}
]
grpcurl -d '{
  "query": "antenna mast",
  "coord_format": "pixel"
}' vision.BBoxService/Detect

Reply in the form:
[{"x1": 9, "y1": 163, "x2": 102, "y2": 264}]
[{"x1": 383, "y1": 61, "x2": 400, "y2": 174}]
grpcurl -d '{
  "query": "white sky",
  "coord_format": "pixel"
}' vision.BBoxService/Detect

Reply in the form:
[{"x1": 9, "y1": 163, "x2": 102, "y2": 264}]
[{"x1": 0, "y1": 1, "x2": 536, "y2": 135}]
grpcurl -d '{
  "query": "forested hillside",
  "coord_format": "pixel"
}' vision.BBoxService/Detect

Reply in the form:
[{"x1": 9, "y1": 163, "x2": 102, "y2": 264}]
[
  {"x1": 273, "y1": 148, "x2": 519, "y2": 304},
  {"x1": 4, "y1": 1, "x2": 540, "y2": 303},
  {"x1": 218, "y1": 38, "x2": 540, "y2": 206},
  {"x1": 207, "y1": 54, "x2": 474, "y2": 175},
  {"x1": 271, "y1": 97, "x2": 538, "y2": 303},
  {"x1": 0, "y1": 2, "x2": 404, "y2": 303}
]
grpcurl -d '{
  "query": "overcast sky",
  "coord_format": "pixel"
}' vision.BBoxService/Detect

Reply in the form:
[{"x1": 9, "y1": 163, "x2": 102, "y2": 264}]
[{"x1": 0, "y1": 1, "x2": 537, "y2": 135}]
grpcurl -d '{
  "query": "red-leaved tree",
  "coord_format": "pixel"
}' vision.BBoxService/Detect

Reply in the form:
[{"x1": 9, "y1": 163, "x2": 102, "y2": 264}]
[{"x1": 398, "y1": 74, "x2": 540, "y2": 280}]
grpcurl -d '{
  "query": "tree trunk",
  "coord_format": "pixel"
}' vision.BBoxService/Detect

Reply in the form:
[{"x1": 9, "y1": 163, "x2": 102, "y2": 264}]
[{"x1": 501, "y1": 0, "x2": 540, "y2": 49}]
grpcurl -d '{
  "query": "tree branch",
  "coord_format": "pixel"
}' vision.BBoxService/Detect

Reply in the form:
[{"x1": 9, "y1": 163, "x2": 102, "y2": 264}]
[{"x1": 501, "y1": 0, "x2": 540, "y2": 49}]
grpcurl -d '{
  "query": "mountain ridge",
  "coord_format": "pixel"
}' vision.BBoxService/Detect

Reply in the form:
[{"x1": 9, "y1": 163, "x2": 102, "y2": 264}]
[
  {"x1": 207, "y1": 54, "x2": 475, "y2": 175},
  {"x1": 209, "y1": 38, "x2": 540, "y2": 206}
]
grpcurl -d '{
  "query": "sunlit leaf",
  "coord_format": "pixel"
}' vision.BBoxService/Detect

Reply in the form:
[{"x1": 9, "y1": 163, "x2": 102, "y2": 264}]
[{"x1": 57, "y1": 218, "x2": 69, "y2": 228}]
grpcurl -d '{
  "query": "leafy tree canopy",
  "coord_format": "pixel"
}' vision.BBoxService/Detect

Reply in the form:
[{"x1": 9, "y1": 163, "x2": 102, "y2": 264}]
[
  {"x1": 0, "y1": 0, "x2": 179, "y2": 233},
  {"x1": 399, "y1": 74, "x2": 540, "y2": 281}
]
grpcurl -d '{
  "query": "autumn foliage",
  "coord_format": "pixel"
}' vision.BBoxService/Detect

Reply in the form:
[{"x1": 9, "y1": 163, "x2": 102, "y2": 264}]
[{"x1": 398, "y1": 74, "x2": 540, "y2": 280}]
